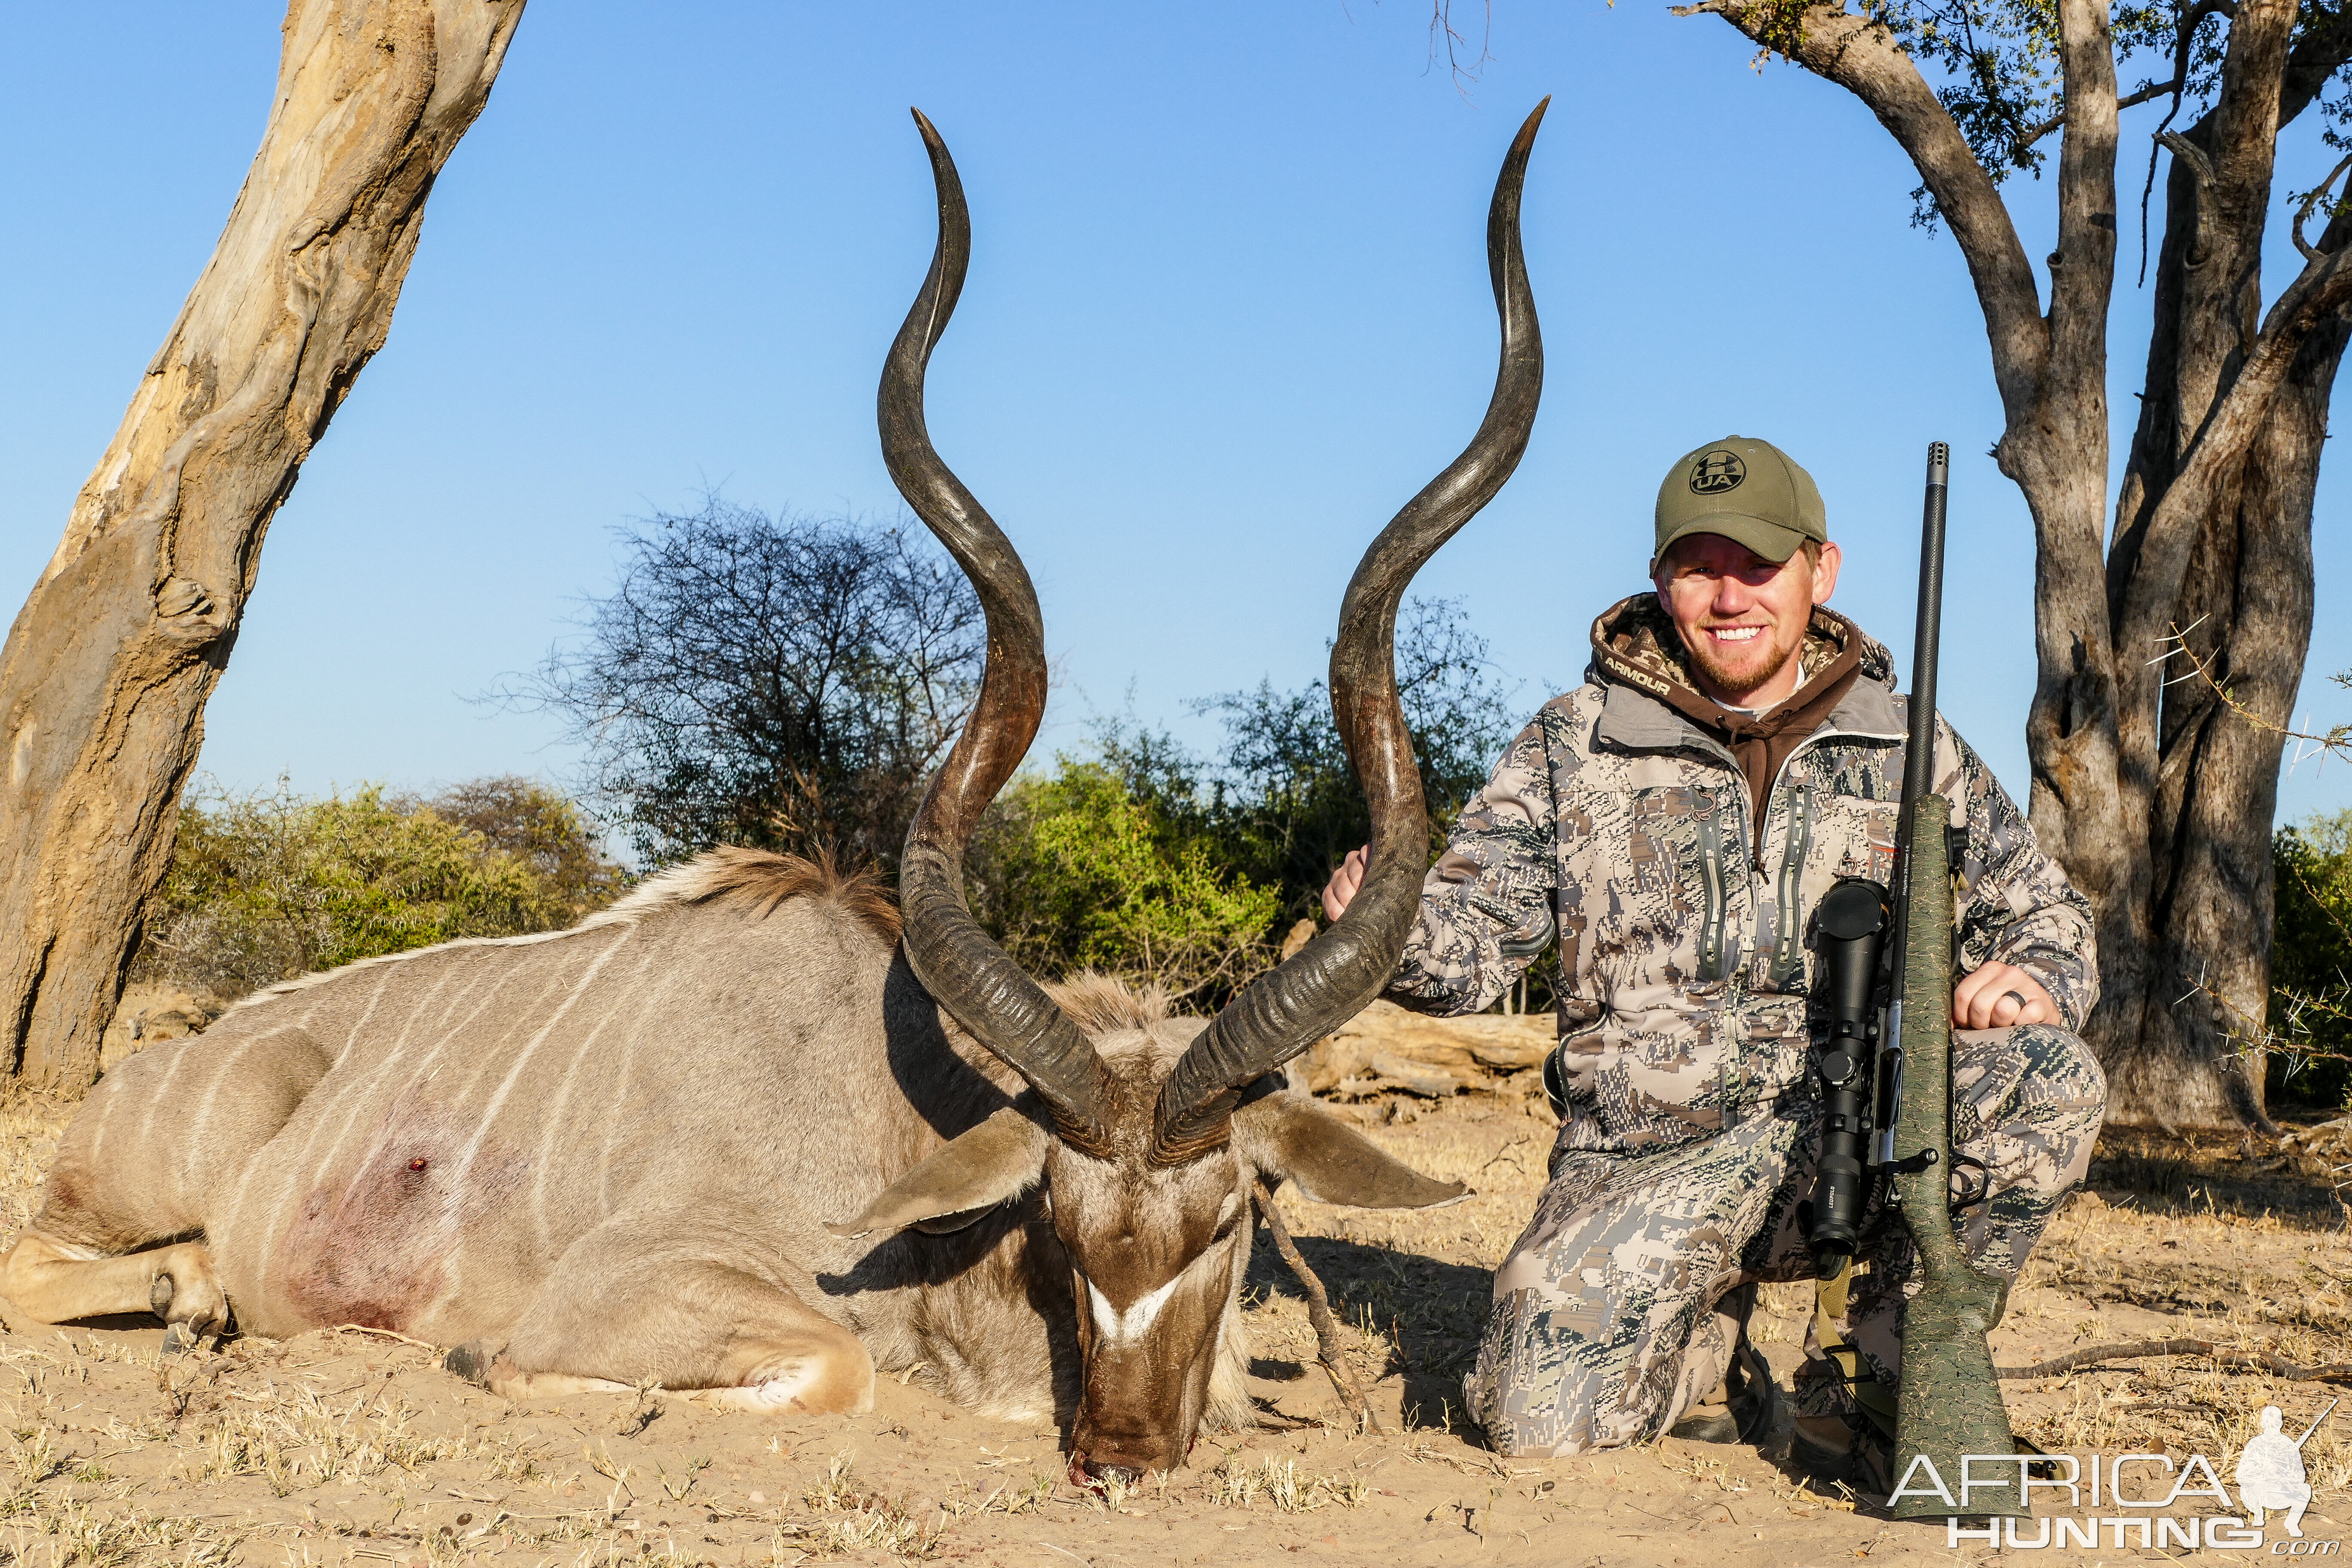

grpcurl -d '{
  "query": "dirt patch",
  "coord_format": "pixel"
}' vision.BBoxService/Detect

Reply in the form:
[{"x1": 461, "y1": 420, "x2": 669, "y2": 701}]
[{"x1": 0, "y1": 1082, "x2": 2343, "y2": 1565}]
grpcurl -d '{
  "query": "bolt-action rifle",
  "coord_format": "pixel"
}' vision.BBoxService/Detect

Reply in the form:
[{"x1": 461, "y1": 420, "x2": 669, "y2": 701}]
[{"x1": 1804, "y1": 442, "x2": 2027, "y2": 1518}]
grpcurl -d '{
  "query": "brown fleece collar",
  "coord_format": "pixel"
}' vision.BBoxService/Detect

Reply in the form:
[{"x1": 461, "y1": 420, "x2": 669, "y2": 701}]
[
  {"x1": 1589, "y1": 594, "x2": 1875, "y2": 714},
  {"x1": 1589, "y1": 595, "x2": 1883, "y2": 848}
]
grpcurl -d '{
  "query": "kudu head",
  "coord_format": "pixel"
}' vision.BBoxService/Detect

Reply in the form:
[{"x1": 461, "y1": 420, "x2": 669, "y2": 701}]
[{"x1": 830, "y1": 103, "x2": 1547, "y2": 1480}]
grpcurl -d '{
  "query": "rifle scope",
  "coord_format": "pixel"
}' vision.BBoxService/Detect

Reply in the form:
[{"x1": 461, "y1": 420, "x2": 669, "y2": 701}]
[{"x1": 1807, "y1": 879, "x2": 1889, "y2": 1269}]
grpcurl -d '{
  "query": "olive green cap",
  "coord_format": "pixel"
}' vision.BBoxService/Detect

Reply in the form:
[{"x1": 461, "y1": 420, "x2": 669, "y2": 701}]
[{"x1": 1652, "y1": 435, "x2": 1828, "y2": 567}]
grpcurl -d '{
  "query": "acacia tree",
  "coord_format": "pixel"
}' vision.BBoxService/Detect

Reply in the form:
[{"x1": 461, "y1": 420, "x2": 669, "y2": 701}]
[
  {"x1": 1645, "y1": 0, "x2": 2352, "y2": 1128},
  {"x1": 0, "y1": 1, "x2": 525, "y2": 1090},
  {"x1": 511, "y1": 500, "x2": 984, "y2": 871}
]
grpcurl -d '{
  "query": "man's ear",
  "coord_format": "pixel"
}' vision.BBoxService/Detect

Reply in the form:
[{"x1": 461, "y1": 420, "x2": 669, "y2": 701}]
[
  {"x1": 1233, "y1": 1086, "x2": 1470, "y2": 1210},
  {"x1": 1810, "y1": 539, "x2": 1842, "y2": 603},
  {"x1": 824, "y1": 1107, "x2": 1049, "y2": 1239}
]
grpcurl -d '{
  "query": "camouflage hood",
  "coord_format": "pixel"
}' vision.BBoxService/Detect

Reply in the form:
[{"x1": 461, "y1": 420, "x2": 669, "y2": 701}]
[
  {"x1": 1587, "y1": 596, "x2": 1897, "y2": 849},
  {"x1": 1585, "y1": 594, "x2": 1895, "y2": 717}
]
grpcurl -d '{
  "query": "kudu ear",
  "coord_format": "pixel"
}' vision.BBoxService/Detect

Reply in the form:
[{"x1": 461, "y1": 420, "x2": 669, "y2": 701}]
[
  {"x1": 1233, "y1": 1082, "x2": 1470, "y2": 1210},
  {"x1": 824, "y1": 1106, "x2": 1050, "y2": 1240}
]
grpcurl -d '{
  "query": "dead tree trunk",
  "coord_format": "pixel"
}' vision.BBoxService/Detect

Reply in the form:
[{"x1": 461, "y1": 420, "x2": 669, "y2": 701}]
[
  {"x1": 0, "y1": 0, "x2": 526, "y2": 1090},
  {"x1": 1680, "y1": 0, "x2": 2352, "y2": 1129}
]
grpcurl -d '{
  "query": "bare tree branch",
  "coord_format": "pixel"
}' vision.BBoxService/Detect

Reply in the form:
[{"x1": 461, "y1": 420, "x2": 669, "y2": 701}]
[
  {"x1": 2157, "y1": 129, "x2": 2220, "y2": 265},
  {"x1": 1424, "y1": 1, "x2": 1495, "y2": 89},
  {"x1": 1253, "y1": 1179, "x2": 1381, "y2": 1433},
  {"x1": 2049, "y1": 0, "x2": 2122, "y2": 376},
  {"x1": 1997, "y1": 1339, "x2": 2352, "y2": 1381},
  {"x1": 2294, "y1": 150, "x2": 2352, "y2": 261},
  {"x1": 0, "y1": 0, "x2": 527, "y2": 1089},
  {"x1": 2017, "y1": 77, "x2": 2183, "y2": 156},
  {"x1": 2154, "y1": 619, "x2": 2352, "y2": 765},
  {"x1": 1672, "y1": 0, "x2": 2047, "y2": 412},
  {"x1": 2114, "y1": 226, "x2": 2352, "y2": 775}
]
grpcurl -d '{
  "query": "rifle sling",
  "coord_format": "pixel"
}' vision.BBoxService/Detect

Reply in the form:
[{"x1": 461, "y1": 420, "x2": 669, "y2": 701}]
[{"x1": 1814, "y1": 1259, "x2": 1900, "y2": 1439}]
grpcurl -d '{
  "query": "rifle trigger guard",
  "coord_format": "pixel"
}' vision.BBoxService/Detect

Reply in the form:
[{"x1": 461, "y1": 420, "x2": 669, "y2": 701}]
[{"x1": 1949, "y1": 1152, "x2": 1992, "y2": 1211}]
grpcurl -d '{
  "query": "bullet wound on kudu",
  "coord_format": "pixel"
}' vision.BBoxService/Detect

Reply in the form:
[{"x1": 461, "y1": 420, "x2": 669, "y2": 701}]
[{"x1": 0, "y1": 101, "x2": 1545, "y2": 1483}]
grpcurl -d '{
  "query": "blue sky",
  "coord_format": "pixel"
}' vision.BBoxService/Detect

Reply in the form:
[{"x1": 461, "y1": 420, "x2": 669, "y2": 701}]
[{"x1": 4, "y1": 2, "x2": 2349, "y2": 834}]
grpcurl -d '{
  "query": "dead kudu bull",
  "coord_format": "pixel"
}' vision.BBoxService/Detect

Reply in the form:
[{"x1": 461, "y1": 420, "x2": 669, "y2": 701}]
[{"x1": 1, "y1": 103, "x2": 1548, "y2": 1479}]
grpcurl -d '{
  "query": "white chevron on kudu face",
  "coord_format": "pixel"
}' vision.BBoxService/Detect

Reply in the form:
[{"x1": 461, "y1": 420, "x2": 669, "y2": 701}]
[
  {"x1": 0, "y1": 847, "x2": 1463, "y2": 1474},
  {"x1": 1087, "y1": 1276, "x2": 1180, "y2": 1348}
]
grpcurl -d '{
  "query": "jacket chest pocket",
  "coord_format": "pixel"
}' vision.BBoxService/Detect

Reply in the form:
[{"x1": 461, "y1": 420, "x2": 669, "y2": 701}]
[
  {"x1": 1628, "y1": 785, "x2": 1733, "y2": 982},
  {"x1": 1819, "y1": 795, "x2": 1899, "y2": 887}
]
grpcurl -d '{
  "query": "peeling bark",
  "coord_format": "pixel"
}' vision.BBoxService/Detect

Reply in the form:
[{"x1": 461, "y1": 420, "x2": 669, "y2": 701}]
[
  {"x1": 0, "y1": 0, "x2": 526, "y2": 1089},
  {"x1": 1685, "y1": 0, "x2": 2352, "y2": 1127}
]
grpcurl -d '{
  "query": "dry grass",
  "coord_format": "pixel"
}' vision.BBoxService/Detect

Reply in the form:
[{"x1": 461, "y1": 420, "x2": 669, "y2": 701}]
[
  {"x1": 0, "y1": 1072, "x2": 2337, "y2": 1566},
  {"x1": 1277, "y1": 1085, "x2": 2352, "y2": 1454}
]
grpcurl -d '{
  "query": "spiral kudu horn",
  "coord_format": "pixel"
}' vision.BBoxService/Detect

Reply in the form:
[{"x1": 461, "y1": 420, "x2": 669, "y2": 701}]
[
  {"x1": 882, "y1": 109, "x2": 1115, "y2": 1156},
  {"x1": 1151, "y1": 100, "x2": 1550, "y2": 1166}
]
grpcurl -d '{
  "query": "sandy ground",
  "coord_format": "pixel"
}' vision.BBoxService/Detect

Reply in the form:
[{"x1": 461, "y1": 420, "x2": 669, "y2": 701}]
[{"x1": 0, "y1": 1074, "x2": 2343, "y2": 1567}]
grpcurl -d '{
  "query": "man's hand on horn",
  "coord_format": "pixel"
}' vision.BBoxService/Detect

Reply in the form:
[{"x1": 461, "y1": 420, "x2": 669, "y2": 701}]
[
  {"x1": 1323, "y1": 846, "x2": 1370, "y2": 924},
  {"x1": 1952, "y1": 962, "x2": 2056, "y2": 1030}
]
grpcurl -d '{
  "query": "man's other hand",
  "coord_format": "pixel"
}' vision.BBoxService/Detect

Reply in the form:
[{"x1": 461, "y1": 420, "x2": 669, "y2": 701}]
[
  {"x1": 1322, "y1": 846, "x2": 1370, "y2": 923},
  {"x1": 1952, "y1": 963, "x2": 2056, "y2": 1029}
]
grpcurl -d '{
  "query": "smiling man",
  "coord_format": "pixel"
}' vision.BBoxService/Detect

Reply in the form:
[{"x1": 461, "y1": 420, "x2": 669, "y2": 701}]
[{"x1": 1321, "y1": 435, "x2": 2107, "y2": 1490}]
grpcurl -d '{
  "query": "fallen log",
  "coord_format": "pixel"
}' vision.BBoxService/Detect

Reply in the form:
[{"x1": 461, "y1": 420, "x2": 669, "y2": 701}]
[{"x1": 1299, "y1": 998, "x2": 1552, "y2": 1098}]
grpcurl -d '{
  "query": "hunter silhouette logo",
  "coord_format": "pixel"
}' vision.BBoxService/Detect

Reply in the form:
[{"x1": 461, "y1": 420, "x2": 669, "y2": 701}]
[
  {"x1": 2239, "y1": 1400, "x2": 2331, "y2": 1539},
  {"x1": 1689, "y1": 449, "x2": 1746, "y2": 495}
]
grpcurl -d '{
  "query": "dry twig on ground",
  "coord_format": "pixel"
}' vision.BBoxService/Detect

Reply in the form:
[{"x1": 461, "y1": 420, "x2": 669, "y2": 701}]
[
  {"x1": 1254, "y1": 1179, "x2": 1381, "y2": 1434},
  {"x1": 1997, "y1": 1337, "x2": 2352, "y2": 1382}
]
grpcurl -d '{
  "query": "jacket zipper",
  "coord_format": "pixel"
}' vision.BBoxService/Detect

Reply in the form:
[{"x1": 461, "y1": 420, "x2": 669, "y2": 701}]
[
  {"x1": 1672, "y1": 724, "x2": 1903, "y2": 986},
  {"x1": 1769, "y1": 787, "x2": 1814, "y2": 987},
  {"x1": 1695, "y1": 794, "x2": 1729, "y2": 982}
]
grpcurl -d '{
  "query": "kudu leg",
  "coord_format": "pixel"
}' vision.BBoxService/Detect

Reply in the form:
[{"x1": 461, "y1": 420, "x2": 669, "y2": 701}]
[
  {"x1": 445, "y1": 1217, "x2": 875, "y2": 1416},
  {"x1": 2, "y1": 1023, "x2": 329, "y2": 1342},
  {"x1": 0, "y1": 1232, "x2": 227, "y2": 1338}
]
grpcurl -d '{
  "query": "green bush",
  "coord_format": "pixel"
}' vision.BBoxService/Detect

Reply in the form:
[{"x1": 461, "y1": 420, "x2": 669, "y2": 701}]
[
  {"x1": 970, "y1": 758, "x2": 1281, "y2": 1004},
  {"x1": 1189, "y1": 595, "x2": 1524, "y2": 925},
  {"x1": 133, "y1": 778, "x2": 622, "y2": 1001},
  {"x1": 2269, "y1": 809, "x2": 2352, "y2": 1109},
  {"x1": 953, "y1": 599, "x2": 1540, "y2": 1011}
]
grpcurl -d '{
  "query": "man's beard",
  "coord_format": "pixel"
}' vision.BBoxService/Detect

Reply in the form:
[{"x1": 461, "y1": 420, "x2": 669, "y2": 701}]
[{"x1": 1685, "y1": 622, "x2": 1806, "y2": 705}]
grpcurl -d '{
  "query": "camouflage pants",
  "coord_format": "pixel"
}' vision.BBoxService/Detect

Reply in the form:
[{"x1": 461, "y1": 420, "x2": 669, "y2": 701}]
[{"x1": 1461, "y1": 1024, "x2": 2106, "y2": 1457}]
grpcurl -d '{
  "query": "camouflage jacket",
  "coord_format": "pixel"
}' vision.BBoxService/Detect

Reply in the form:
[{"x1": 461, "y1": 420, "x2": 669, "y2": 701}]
[{"x1": 1389, "y1": 596, "x2": 2098, "y2": 1157}]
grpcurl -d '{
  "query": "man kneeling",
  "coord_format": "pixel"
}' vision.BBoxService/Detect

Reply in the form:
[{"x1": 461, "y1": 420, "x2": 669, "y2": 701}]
[{"x1": 1322, "y1": 436, "x2": 2105, "y2": 1489}]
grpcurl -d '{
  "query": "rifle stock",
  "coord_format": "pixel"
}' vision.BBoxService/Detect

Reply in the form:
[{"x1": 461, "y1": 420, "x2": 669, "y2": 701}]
[{"x1": 1888, "y1": 795, "x2": 2025, "y2": 1519}]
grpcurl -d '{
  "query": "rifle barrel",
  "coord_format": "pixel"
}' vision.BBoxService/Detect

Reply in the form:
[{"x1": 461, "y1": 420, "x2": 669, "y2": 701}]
[
  {"x1": 1887, "y1": 441, "x2": 1951, "y2": 997},
  {"x1": 1885, "y1": 438, "x2": 2024, "y2": 1520},
  {"x1": 1904, "y1": 442, "x2": 1949, "y2": 808}
]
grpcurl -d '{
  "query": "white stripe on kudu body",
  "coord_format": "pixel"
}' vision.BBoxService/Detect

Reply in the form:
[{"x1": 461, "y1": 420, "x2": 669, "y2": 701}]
[
  {"x1": 1, "y1": 850, "x2": 1445, "y2": 1442},
  {"x1": 529, "y1": 938, "x2": 663, "y2": 1250},
  {"x1": 425, "y1": 930, "x2": 635, "y2": 1320}
]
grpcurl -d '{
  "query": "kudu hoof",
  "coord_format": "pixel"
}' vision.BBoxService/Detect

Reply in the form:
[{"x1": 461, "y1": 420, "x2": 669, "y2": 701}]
[{"x1": 444, "y1": 1340, "x2": 496, "y2": 1387}]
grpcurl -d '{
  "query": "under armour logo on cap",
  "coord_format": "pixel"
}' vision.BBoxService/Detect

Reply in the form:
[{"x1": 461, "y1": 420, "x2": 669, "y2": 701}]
[
  {"x1": 1653, "y1": 435, "x2": 1828, "y2": 566},
  {"x1": 1689, "y1": 450, "x2": 1746, "y2": 495}
]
